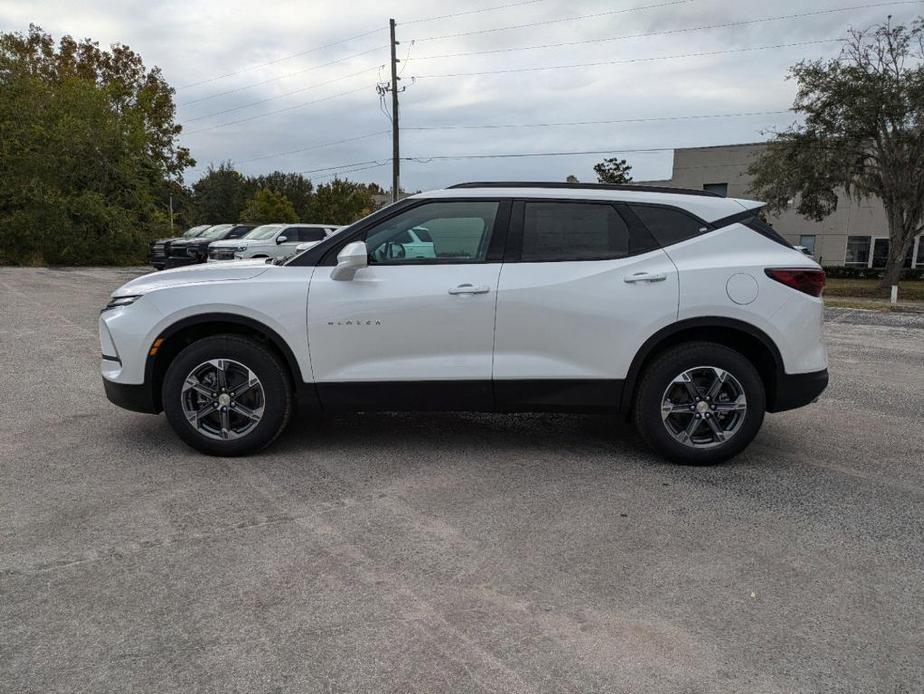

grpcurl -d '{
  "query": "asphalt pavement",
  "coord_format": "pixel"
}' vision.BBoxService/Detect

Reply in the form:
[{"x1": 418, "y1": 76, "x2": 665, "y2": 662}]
[{"x1": 1, "y1": 267, "x2": 922, "y2": 693}]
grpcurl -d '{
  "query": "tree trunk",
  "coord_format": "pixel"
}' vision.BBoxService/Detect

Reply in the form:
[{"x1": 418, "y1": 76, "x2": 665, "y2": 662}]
[{"x1": 878, "y1": 204, "x2": 915, "y2": 290}]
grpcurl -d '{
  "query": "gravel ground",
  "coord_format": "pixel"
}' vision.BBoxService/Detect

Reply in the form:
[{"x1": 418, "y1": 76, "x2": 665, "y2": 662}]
[{"x1": 1, "y1": 267, "x2": 922, "y2": 694}]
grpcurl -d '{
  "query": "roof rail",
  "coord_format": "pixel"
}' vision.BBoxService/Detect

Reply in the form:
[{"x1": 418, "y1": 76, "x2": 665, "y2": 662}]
[{"x1": 447, "y1": 181, "x2": 722, "y2": 198}]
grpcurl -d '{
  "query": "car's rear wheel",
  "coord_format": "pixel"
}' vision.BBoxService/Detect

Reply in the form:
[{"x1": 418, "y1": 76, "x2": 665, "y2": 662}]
[
  {"x1": 162, "y1": 335, "x2": 292, "y2": 456},
  {"x1": 633, "y1": 342, "x2": 765, "y2": 465}
]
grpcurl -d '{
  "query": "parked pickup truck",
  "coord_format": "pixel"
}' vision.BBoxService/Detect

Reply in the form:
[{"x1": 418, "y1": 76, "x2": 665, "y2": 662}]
[
  {"x1": 149, "y1": 225, "x2": 211, "y2": 270},
  {"x1": 164, "y1": 224, "x2": 256, "y2": 269}
]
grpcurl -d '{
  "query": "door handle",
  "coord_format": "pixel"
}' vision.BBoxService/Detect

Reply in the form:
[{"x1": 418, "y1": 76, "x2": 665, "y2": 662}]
[
  {"x1": 448, "y1": 284, "x2": 490, "y2": 295},
  {"x1": 624, "y1": 272, "x2": 667, "y2": 283}
]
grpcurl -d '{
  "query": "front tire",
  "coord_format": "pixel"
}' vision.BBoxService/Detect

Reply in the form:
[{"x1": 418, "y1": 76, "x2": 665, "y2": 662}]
[
  {"x1": 162, "y1": 335, "x2": 292, "y2": 456},
  {"x1": 633, "y1": 342, "x2": 765, "y2": 465}
]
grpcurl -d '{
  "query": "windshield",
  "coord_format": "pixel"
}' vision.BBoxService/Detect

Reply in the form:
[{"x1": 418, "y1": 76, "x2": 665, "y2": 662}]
[
  {"x1": 244, "y1": 224, "x2": 284, "y2": 240},
  {"x1": 183, "y1": 225, "x2": 211, "y2": 238},
  {"x1": 198, "y1": 224, "x2": 233, "y2": 239}
]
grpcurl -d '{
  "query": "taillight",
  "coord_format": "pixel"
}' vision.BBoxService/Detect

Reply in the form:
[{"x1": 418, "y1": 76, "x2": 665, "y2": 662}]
[{"x1": 764, "y1": 268, "x2": 825, "y2": 297}]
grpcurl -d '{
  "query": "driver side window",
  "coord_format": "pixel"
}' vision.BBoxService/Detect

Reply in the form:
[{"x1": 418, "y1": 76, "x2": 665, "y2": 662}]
[{"x1": 364, "y1": 201, "x2": 499, "y2": 264}]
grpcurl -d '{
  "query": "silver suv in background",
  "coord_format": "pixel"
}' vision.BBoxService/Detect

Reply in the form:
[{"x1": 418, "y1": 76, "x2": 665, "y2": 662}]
[{"x1": 208, "y1": 224, "x2": 336, "y2": 261}]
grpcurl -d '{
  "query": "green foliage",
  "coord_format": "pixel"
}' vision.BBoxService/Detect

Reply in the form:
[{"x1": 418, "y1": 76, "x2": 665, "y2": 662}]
[
  {"x1": 822, "y1": 265, "x2": 924, "y2": 281},
  {"x1": 190, "y1": 162, "x2": 251, "y2": 224},
  {"x1": 250, "y1": 171, "x2": 313, "y2": 220},
  {"x1": 748, "y1": 17, "x2": 924, "y2": 286},
  {"x1": 308, "y1": 178, "x2": 375, "y2": 225},
  {"x1": 0, "y1": 25, "x2": 192, "y2": 265},
  {"x1": 593, "y1": 158, "x2": 633, "y2": 184},
  {"x1": 240, "y1": 188, "x2": 299, "y2": 224}
]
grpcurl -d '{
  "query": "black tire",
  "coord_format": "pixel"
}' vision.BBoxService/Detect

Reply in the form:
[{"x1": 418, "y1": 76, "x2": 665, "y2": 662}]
[
  {"x1": 162, "y1": 334, "x2": 292, "y2": 456},
  {"x1": 633, "y1": 341, "x2": 765, "y2": 465}
]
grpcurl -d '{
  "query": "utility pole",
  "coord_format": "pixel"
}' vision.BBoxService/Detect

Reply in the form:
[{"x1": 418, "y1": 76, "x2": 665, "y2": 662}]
[
  {"x1": 168, "y1": 193, "x2": 174, "y2": 234},
  {"x1": 389, "y1": 18, "x2": 400, "y2": 202}
]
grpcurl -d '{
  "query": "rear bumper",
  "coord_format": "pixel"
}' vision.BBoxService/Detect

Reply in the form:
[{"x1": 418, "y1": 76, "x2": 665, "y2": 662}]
[
  {"x1": 769, "y1": 369, "x2": 828, "y2": 412},
  {"x1": 102, "y1": 377, "x2": 160, "y2": 414}
]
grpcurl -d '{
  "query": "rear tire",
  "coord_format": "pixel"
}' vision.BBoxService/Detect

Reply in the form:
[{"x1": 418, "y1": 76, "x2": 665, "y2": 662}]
[
  {"x1": 633, "y1": 342, "x2": 765, "y2": 465},
  {"x1": 162, "y1": 335, "x2": 292, "y2": 456}
]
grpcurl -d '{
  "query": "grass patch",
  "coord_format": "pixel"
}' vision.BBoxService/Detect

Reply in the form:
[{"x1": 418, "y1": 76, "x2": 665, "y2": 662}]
[{"x1": 824, "y1": 278, "x2": 924, "y2": 301}]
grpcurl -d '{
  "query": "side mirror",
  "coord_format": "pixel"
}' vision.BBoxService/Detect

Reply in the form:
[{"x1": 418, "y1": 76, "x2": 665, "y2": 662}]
[
  {"x1": 276, "y1": 236, "x2": 288, "y2": 244},
  {"x1": 331, "y1": 241, "x2": 368, "y2": 281}
]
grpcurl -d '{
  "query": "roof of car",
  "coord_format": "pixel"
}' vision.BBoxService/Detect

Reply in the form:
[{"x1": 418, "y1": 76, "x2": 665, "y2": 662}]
[{"x1": 412, "y1": 182, "x2": 763, "y2": 223}]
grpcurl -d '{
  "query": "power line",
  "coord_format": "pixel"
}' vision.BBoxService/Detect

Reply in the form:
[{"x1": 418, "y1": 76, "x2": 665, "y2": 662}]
[
  {"x1": 401, "y1": 140, "x2": 856, "y2": 163},
  {"x1": 404, "y1": 110, "x2": 792, "y2": 131},
  {"x1": 184, "y1": 85, "x2": 374, "y2": 134},
  {"x1": 176, "y1": 26, "x2": 384, "y2": 90},
  {"x1": 411, "y1": 2, "x2": 917, "y2": 61},
  {"x1": 406, "y1": 0, "x2": 693, "y2": 42},
  {"x1": 402, "y1": 147, "x2": 687, "y2": 162},
  {"x1": 236, "y1": 131, "x2": 390, "y2": 164},
  {"x1": 297, "y1": 159, "x2": 389, "y2": 175},
  {"x1": 413, "y1": 39, "x2": 843, "y2": 79},
  {"x1": 399, "y1": 0, "x2": 549, "y2": 26},
  {"x1": 181, "y1": 66, "x2": 382, "y2": 124},
  {"x1": 311, "y1": 161, "x2": 391, "y2": 181},
  {"x1": 178, "y1": 45, "x2": 388, "y2": 107}
]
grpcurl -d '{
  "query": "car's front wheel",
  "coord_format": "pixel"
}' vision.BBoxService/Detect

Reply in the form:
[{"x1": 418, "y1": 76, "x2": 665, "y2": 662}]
[
  {"x1": 633, "y1": 342, "x2": 765, "y2": 465},
  {"x1": 162, "y1": 335, "x2": 292, "y2": 456}
]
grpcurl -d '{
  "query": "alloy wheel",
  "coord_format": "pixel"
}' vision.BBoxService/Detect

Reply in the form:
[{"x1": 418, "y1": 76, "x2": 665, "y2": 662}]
[
  {"x1": 180, "y1": 359, "x2": 265, "y2": 441},
  {"x1": 660, "y1": 366, "x2": 748, "y2": 449}
]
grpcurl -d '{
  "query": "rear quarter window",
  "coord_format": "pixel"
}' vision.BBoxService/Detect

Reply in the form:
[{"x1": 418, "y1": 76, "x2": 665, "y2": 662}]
[
  {"x1": 742, "y1": 216, "x2": 794, "y2": 249},
  {"x1": 629, "y1": 205, "x2": 709, "y2": 247}
]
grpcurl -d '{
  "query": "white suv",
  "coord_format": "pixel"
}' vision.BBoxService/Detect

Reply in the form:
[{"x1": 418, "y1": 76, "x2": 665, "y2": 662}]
[
  {"x1": 100, "y1": 183, "x2": 828, "y2": 464},
  {"x1": 207, "y1": 223, "x2": 336, "y2": 261}
]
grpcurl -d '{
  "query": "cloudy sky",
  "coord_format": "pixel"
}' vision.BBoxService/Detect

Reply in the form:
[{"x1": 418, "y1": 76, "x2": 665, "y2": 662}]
[{"x1": 4, "y1": 0, "x2": 921, "y2": 190}]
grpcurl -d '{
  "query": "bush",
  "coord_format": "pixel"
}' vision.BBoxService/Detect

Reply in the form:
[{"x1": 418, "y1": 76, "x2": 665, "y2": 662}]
[{"x1": 822, "y1": 266, "x2": 924, "y2": 281}]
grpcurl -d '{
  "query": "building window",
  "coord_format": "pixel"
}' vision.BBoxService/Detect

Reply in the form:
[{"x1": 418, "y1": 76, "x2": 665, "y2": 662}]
[
  {"x1": 799, "y1": 235, "x2": 816, "y2": 256},
  {"x1": 703, "y1": 183, "x2": 728, "y2": 196},
  {"x1": 872, "y1": 238, "x2": 890, "y2": 268},
  {"x1": 845, "y1": 236, "x2": 871, "y2": 266}
]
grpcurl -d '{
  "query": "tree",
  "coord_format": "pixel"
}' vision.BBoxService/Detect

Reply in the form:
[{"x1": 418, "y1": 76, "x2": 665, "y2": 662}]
[
  {"x1": 748, "y1": 17, "x2": 924, "y2": 288},
  {"x1": 190, "y1": 162, "x2": 251, "y2": 224},
  {"x1": 308, "y1": 178, "x2": 375, "y2": 225},
  {"x1": 593, "y1": 158, "x2": 633, "y2": 184},
  {"x1": 0, "y1": 25, "x2": 192, "y2": 264},
  {"x1": 566, "y1": 175, "x2": 580, "y2": 183},
  {"x1": 240, "y1": 189, "x2": 299, "y2": 224},
  {"x1": 250, "y1": 171, "x2": 314, "y2": 220}
]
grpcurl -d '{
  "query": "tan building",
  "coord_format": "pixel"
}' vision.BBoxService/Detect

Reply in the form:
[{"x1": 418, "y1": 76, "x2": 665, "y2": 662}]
[{"x1": 642, "y1": 143, "x2": 924, "y2": 269}]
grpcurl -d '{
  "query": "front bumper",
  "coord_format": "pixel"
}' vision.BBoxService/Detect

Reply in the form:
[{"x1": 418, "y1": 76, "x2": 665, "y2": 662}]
[
  {"x1": 208, "y1": 248, "x2": 238, "y2": 262},
  {"x1": 102, "y1": 377, "x2": 160, "y2": 413},
  {"x1": 769, "y1": 369, "x2": 829, "y2": 412},
  {"x1": 164, "y1": 256, "x2": 200, "y2": 269}
]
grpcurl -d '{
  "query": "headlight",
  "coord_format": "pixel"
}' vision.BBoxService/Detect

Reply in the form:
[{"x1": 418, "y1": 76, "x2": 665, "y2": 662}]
[
  {"x1": 235, "y1": 245, "x2": 248, "y2": 252},
  {"x1": 102, "y1": 295, "x2": 141, "y2": 312}
]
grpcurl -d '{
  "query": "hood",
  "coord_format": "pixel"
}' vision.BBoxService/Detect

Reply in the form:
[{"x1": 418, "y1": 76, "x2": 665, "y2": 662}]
[
  {"x1": 113, "y1": 260, "x2": 271, "y2": 296},
  {"x1": 210, "y1": 237, "x2": 272, "y2": 249}
]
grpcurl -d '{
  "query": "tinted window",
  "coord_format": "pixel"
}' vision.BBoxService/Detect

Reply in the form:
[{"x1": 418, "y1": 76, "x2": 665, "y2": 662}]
[
  {"x1": 365, "y1": 201, "x2": 498, "y2": 264},
  {"x1": 226, "y1": 225, "x2": 254, "y2": 239},
  {"x1": 292, "y1": 228, "x2": 327, "y2": 242},
  {"x1": 522, "y1": 202, "x2": 629, "y2": 261},
  {"x1": 743, "y1": 216, "x2": 792, "y2": 249},
  {"x1": 630, "y1": 205, "x2": 707, "y2": 247}
]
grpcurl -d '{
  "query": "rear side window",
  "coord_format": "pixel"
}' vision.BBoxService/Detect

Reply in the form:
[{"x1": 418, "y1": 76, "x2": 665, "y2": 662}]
[
  {"x1": 630, "y1": 205, "x2": 708, "y2": 247},
  {"x1": 292, "y1": 228, "x2": 327, "y2": 242},
  {"x1": 522, "y1": 202, "x2": 629, "y2": 261},
  {"x1": 742, "y1": 216, "x2": 793, "y2": 249}
]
